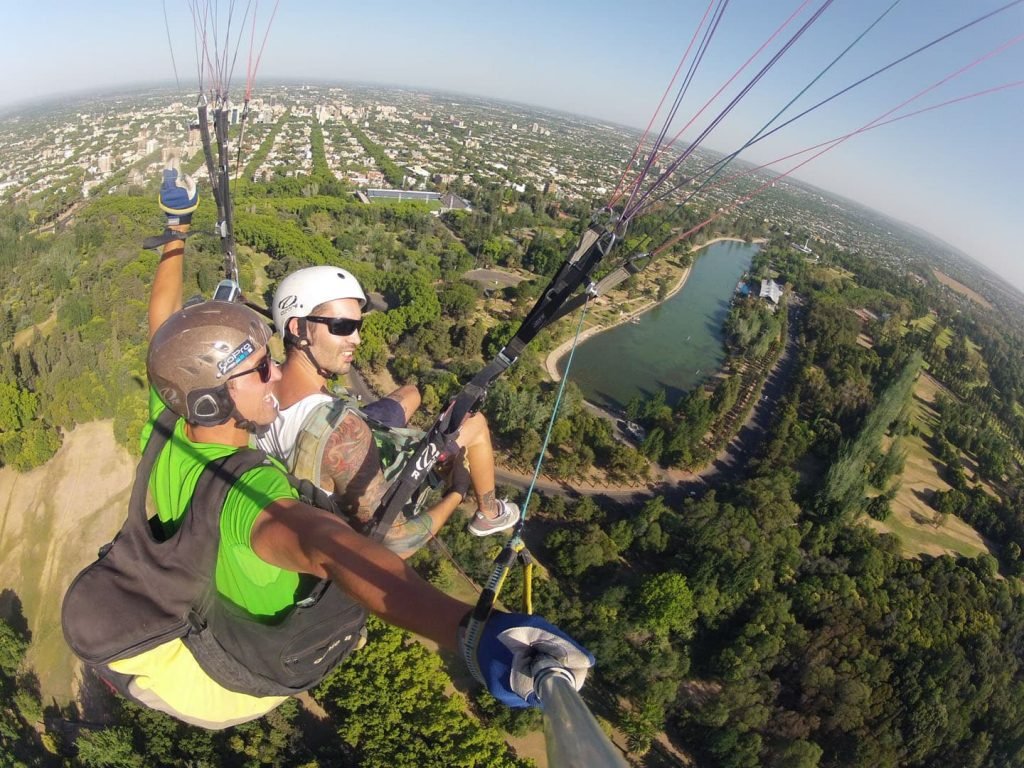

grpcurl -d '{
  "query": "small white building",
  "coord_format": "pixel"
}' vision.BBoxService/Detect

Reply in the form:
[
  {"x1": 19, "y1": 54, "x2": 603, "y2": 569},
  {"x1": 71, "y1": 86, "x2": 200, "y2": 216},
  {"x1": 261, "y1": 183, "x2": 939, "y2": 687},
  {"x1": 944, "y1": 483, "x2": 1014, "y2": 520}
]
[{"x1": 760, "y1": 279, "x2": 782, "y2": 304}]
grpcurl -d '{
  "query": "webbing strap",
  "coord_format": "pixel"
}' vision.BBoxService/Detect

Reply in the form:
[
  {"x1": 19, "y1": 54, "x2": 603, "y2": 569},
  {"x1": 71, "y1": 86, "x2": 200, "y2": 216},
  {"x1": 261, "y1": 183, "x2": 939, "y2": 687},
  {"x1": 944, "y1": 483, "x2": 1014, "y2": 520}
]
[
  {"x1": 369, "y1": 226, "x2": 618, "y2": 540},
  {"x1": 197, "y1": 102, "x2": 238, "y2": 284}
]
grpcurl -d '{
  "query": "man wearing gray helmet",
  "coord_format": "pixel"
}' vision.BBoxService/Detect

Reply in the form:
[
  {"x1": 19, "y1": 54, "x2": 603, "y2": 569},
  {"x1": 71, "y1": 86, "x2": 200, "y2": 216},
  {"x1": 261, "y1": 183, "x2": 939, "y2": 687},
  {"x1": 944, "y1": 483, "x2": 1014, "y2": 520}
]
[
  {"x1": 258, "y1": 265, "x2": 521, "y2": 556},
  {"x1": 63, "y1": 166, "x2": 592, "y2": 729}
]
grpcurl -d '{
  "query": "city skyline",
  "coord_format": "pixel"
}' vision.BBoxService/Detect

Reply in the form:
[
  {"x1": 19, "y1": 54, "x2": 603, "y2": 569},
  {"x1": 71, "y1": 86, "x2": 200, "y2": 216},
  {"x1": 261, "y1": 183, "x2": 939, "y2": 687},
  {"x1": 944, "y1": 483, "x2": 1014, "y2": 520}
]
[{"x1": 3, "y1": 0, "x2": 1022, "y2": 289}]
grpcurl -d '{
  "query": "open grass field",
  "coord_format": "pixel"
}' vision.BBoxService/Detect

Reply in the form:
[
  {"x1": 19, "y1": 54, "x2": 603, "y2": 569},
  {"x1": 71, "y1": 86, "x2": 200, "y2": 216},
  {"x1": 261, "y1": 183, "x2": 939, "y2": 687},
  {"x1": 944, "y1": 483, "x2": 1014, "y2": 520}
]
[
  {"x1": 933, "y1": 268, "x2": 994, "y2": 310},
  {"x1": 908, "y1": 313, "x2": 937, "y2": 333},
  {"x1": 370, "y1": 196, "x2": 443, "y2": 211},
  {"x1": 820, "y1": 265, "x2": 854, "y2": 282},
  {"x1": 13, "y1": 310, "x2": 57, "y2": 351},
  {"x1": 863, "y1": 372, "x2": 992, "y2": 559},
  {"x1": 0, "y1": 421, "x2": 135, "y2": 703},
  {"x1": 905, "y1": 313, "x2": 956, "y2": 350}
]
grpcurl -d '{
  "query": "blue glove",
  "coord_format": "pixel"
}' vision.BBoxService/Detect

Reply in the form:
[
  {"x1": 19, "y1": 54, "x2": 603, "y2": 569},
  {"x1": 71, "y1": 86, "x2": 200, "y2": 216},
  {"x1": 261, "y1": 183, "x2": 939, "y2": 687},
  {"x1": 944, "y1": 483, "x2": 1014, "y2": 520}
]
[
  {"x1": 159, "y1": 162, "x2": 198, "y2": 225},
  {"x1": 466, "y1": 611, "x2": 594, "y2": 708}
]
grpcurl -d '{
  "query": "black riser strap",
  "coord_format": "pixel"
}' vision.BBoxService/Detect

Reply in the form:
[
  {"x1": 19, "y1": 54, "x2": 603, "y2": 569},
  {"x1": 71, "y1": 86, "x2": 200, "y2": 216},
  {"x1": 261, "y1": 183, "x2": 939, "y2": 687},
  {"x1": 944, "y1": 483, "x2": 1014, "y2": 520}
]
[{"x1": 368, "y1": 227, "x2": 617, "y2": 538}]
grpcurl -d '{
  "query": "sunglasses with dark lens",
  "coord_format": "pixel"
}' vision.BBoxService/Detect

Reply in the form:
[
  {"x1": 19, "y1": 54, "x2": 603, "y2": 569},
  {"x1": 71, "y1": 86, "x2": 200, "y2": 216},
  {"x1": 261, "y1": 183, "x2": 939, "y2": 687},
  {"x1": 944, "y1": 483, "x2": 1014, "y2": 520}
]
[
  {"x1": 227, "y1": 354, "x2": 274, "y2": 383},
  {"x1": 305, "y1": 315, "x2": 363, "y2": 336}
]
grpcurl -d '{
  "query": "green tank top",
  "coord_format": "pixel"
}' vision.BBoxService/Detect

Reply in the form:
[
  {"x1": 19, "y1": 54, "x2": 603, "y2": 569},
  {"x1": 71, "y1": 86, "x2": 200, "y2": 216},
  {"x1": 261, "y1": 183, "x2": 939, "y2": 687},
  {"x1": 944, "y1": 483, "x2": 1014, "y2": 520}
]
[{"x1": 141, "y1": 389, "x2": 300, "y2": 617}]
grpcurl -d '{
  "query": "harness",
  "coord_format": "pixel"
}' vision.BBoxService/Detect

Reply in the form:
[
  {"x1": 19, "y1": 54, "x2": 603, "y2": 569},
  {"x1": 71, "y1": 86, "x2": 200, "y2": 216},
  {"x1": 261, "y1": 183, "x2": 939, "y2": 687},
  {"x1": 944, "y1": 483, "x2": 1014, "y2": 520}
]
[{"x1": 61, "y1": 409, "x2": 367, "y2": 700}]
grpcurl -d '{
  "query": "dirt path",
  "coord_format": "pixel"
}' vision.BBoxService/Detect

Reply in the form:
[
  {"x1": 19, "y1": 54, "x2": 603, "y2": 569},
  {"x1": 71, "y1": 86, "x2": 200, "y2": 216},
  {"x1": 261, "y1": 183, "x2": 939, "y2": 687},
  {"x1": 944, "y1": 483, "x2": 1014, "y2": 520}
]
[{"x1": 13, "y1": 311, "x2": 57, "y2": 351}]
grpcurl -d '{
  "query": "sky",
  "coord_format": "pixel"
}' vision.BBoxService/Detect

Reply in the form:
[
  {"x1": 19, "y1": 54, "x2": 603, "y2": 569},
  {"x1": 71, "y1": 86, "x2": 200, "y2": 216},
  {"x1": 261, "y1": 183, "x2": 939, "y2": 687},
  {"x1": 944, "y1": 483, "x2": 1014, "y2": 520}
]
[{"x1": 2, "y1": 0, "x2": 1022, "y2": 288}]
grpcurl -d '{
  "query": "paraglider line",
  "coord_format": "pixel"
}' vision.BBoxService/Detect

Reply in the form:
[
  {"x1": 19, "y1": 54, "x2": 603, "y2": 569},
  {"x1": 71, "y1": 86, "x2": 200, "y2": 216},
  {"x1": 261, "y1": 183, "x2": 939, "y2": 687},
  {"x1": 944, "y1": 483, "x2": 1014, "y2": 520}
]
[
  {"x1": 517, "y1": 295, "x2": 594, "y2": 532},
  {"x1": 607, "y1": 0, "x2": 717, "y2": 208},
  {"x1": 625, "y1": 0, "x2": 834, "y2": 222},
  {"x1": 620, "y1": 0, "x2": 731, "y2": 217},
  {"x1": 620, "y1": 0, "x2": 820, "y2": 222},
  {"x1": 651, "y1": 33, "x2": 1024, "y2": 257},
  {"x1": 162, "y1": 0, "x2": 182, "y2": 92}
]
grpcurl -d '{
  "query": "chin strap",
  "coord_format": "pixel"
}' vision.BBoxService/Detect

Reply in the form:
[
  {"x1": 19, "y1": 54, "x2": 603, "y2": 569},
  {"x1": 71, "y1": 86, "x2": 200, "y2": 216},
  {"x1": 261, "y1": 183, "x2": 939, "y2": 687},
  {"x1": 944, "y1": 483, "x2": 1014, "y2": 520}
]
[
  {"x1": 226, "y1": 391, "x2": 264, "y2": 433},
  {"x1": 293, "y1": 319, "x2": 336, "y2": 380}
]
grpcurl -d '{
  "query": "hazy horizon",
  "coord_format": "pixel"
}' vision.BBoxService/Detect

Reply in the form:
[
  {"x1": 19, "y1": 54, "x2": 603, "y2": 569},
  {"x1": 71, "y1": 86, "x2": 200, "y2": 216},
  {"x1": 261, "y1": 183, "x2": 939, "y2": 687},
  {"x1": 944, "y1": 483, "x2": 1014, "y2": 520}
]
[{"x1": 2, "y1": 0, "x2": 1021, "y2": 289}]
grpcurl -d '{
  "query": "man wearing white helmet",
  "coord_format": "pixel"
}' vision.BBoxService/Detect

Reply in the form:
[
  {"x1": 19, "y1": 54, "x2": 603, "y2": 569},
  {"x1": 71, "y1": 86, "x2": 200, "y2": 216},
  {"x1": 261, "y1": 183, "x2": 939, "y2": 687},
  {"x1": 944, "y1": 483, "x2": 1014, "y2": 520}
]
[{"x1": 259, "y1": 265, "x2": 520, "y2": 556}]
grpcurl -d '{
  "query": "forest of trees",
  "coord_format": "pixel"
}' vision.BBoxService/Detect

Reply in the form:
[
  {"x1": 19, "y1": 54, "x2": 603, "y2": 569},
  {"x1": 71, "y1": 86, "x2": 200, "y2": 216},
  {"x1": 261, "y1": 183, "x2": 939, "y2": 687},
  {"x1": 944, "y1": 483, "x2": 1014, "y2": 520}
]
[{"x1": 3, "y1": 120, "x2": 1024, "y2": 767}]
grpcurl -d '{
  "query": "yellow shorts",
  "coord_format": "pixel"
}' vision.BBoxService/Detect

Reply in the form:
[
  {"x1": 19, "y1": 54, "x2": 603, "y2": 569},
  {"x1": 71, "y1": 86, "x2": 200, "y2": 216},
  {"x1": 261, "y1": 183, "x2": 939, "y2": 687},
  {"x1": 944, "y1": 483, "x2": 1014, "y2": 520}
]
[{"x1": 108, "y1": 638, "x2": 287, "y2": 730}]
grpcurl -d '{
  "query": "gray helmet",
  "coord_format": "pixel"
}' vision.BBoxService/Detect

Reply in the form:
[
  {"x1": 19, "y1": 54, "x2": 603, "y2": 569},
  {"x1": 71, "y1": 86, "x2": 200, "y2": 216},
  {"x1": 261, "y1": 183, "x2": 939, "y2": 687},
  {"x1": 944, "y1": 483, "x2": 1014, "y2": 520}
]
[{"x1": 147, "y1": 301, "x2": 273, "y2": 426}]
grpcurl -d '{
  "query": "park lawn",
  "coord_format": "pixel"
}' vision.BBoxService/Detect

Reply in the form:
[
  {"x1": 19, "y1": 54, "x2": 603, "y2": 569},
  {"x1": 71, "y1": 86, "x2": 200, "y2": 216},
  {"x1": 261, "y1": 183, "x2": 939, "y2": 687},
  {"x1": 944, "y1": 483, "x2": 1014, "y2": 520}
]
[
  {"x1": 908, "y1": 313, "x2": 937, "y2": 333},
  {"x1": 241, "y1": 244, "x2": 272, "y2": 299},
  {"x1": 370, "y1": 196, "x2": 442, "y2": 211},
  {"x1": 866, "y1": 432, "x2": 990, "y2": 559},
  {"x1": 904, "y1": 313, "x2": 952, "y2": 348},
  {"x1": 864, "y1": 373, "x2": 992, "y2": 559},
  {"x1": 933, "y1": 326, "x2": 954, "y2": 350},
  {"x1": 819, "y1": 265, "x2": 854, "y2": 282},
  {"x1": 903, "y1": 315, "x2": 978, "y2": 357}
]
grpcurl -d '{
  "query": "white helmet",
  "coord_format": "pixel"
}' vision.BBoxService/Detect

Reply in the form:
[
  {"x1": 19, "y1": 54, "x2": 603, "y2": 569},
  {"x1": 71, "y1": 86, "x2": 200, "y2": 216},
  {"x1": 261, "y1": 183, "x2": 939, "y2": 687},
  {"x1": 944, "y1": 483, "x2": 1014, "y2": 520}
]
[{"x1": 272, "y1": 266, "x2": 367, "y2": 337}]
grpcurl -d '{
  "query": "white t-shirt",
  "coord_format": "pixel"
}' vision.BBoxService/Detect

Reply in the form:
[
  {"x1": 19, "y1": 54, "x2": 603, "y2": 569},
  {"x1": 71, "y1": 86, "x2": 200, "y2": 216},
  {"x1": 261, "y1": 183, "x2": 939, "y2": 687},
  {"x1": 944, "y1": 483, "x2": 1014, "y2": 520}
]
[{"x1": 256, "y1": 393, "x2": 332, "y2": 468}]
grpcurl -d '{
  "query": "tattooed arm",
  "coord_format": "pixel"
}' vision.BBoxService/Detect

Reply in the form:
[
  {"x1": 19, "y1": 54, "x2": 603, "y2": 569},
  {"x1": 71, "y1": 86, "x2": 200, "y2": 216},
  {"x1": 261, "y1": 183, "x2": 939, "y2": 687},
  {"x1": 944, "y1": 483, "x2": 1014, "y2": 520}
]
[{"x1": 320, "y1": 411, "x2": 388, "y2": 526}]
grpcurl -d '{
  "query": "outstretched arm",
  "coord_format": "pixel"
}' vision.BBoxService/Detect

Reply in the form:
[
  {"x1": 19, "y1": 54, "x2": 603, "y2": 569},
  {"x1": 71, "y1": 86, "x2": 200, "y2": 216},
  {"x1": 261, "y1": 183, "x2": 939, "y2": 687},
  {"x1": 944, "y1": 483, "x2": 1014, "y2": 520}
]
[
  {"x1": 148, "y1": 235, "x2": 187, "y2": 339},
  {"x1": 148, "y1": 164, "x2": 198, "y2": 339},
  {"x1": 250, "y1": 498, "x2": 467, "y2": 649}
]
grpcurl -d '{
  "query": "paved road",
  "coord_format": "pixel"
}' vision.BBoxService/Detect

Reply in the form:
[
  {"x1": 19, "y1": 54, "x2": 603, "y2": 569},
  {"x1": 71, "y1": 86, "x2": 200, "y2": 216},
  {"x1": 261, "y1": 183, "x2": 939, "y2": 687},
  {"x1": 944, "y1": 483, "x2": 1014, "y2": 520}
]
[
  {"x1": 464, "y1": 268, "x2": 526, "y2": 288},
  {"x1": 346, "y1": 368, "x2": 376, "y2": 403}
]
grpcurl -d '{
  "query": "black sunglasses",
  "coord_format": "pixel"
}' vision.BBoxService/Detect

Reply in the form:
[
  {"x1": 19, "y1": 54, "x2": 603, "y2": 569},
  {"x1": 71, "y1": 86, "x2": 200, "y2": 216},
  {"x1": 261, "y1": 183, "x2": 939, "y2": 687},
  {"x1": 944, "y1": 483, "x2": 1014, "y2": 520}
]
[
  {"x1": 227, "y1": 354, "x2": 274, "y2": 383},
  {"x1": 305, "y1": 315, "x2": 363, "y2": 336}
]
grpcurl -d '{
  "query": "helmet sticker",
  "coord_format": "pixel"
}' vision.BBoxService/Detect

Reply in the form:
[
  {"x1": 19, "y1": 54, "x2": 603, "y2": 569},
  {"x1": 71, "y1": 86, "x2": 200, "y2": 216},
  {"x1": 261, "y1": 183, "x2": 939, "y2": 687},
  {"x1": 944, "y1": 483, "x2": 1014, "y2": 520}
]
[
  {"x1": 277, "y1": 295, "x2": 299, "y2": 311},
  {"x1": 217, "y1": 340, "x2": 256, "y2": 377},
  {"x1": 158, "y1": 386, "x2": 181, "y2": 406}
]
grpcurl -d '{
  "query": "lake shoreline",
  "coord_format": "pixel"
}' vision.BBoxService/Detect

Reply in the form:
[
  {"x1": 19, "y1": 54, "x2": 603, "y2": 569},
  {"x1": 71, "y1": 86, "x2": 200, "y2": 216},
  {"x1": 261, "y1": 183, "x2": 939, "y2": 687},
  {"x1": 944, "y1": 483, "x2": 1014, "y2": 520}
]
[{"x1": 545, "y1": 237, "x2": 763, "y2": 384}]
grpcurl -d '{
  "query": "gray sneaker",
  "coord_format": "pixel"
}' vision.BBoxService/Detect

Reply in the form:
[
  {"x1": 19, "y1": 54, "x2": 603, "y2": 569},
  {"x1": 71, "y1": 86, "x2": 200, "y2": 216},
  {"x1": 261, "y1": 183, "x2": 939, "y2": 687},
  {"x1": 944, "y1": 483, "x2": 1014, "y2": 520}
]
[{"x1": 468, "y1": 499, "x2": 521, "y2": 537}]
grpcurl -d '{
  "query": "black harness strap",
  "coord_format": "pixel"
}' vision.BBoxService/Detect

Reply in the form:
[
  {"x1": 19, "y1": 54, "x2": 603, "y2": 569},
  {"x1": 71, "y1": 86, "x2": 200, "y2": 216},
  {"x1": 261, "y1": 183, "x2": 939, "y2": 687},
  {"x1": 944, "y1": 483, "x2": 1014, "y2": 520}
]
[
  {"x1": 368, "y1": 225, "x2": 619, "y2": 539},
  {"x1": 197, "y1": 101, "x2": 239, "y2": 284}
]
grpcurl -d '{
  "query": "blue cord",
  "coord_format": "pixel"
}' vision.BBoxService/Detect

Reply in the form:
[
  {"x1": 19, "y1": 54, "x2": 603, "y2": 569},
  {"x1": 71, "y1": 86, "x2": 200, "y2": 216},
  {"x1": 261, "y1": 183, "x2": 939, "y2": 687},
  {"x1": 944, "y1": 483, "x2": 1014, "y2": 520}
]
[{"x1": 512, "y1": 294, "x2": 592, "y2": 543}]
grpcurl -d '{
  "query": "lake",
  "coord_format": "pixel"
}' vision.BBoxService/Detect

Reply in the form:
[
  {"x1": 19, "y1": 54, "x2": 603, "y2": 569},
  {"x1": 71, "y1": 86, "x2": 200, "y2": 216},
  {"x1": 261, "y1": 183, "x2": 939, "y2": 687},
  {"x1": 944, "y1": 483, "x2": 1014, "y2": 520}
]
[{"x1": 557, "y1": 239, "x2": 759, "y2": 409}]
